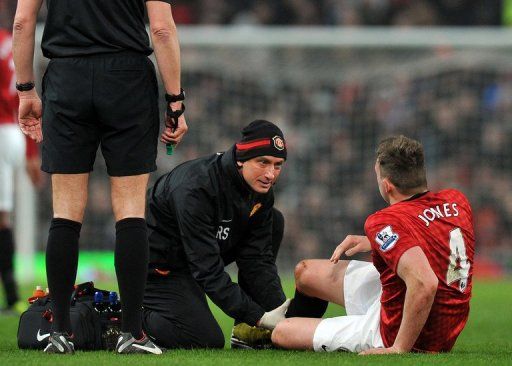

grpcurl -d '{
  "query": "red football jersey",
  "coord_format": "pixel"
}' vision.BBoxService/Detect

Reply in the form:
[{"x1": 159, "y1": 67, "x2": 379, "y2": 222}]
[
  {"x1": 364, "y1": 189, "x2": 474, "y2": 353},
  {"x1": 0, "y1": 29, "x2": 18, "y2": 125}
]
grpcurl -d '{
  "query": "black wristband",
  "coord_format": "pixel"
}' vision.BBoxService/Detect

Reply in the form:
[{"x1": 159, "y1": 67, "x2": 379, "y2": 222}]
[
  {"x1": 165, "y1": 88, "x2": 185, "y2": 103},
  {"x1": 166, "y1": 103, "x2": 185, "y2": 120},
  {"x1": 16, "y1": 81, "x2": 35, "y2": 92},
  {"x1": 166, "y1": 103, "x2": 185, "y2": 130}
]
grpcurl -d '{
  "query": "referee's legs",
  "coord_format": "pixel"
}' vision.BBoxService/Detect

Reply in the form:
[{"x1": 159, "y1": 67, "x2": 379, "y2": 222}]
[
  {"x1": 46, "y1": 174, "x2": 87, "y2": 334},
  {"x1": 111, "y1": 174, "x2": 150, "y2": 339}
]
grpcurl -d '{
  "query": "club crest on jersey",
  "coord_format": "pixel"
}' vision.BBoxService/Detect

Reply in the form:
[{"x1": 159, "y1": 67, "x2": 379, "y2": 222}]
[{"x1": 375, "y1": 225, "x2": 399, "y2": 251}]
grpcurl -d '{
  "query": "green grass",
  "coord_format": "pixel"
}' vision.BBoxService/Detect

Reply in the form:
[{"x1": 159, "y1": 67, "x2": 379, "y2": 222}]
[{"x1": 1, "y1": 279, "x2": 511, "y2": 365}]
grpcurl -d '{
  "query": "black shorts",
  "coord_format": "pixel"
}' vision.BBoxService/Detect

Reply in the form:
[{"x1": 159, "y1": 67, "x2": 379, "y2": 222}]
[{"x1": 41, "y1": 52, "x2": 159, "y2": 176}]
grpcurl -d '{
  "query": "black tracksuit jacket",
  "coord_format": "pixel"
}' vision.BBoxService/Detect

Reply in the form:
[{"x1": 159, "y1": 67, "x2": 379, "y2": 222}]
[{"x1": 146, "y1": 146, "x2": 286, "y2": 325}]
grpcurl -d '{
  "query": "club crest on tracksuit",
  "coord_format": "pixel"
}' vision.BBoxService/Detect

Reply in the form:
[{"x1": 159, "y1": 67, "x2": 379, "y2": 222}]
[
  {"x1": 250, "y1": 203, "x2": 262, "y2": 217},
  {"x1": 375, "y1": 225, "x2": 399, "y2": 251}
]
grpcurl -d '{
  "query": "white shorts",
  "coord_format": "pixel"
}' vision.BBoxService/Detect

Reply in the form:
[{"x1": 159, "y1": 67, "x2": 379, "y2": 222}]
[
  {"x1": 313, "y1": 260, "x2": 384, "y2": 353},
  {"x1": 0, "y1": 124, "x2": 25, "y2": 211}
]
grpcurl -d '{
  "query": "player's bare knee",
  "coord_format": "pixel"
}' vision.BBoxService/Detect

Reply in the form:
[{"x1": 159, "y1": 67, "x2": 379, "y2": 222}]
[
  {"x1": 294, "y1": 260, "x2": 313, "y2": 294},
  {"x1": 294, "y1": 260, "x2": 306, "y2": 280}
]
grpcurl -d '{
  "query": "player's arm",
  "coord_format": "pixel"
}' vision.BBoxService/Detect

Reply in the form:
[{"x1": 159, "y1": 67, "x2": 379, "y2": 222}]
[
  {"x1": 361, "y1": 246, "x2": 438, "y2": 355},
  {"x1": 146, "y1": 1, "x2": 187, "y2": 146},
  {"x1": 12, "y1": 0, "x2": 43, "y2": 143}
]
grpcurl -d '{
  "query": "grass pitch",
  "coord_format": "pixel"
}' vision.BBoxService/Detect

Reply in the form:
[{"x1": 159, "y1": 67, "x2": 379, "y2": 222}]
[{"x1": 0, "y1": 279, "x2": 511, "y2": 365}]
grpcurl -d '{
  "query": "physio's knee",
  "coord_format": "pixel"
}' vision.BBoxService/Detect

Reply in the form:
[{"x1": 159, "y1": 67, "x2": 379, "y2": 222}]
[
  {"x1": 201, "y1": 330, "x2": 225, "y2": 349},
  {"x1": 196, "y1": 321, "x2": 225, "y2": 349}
]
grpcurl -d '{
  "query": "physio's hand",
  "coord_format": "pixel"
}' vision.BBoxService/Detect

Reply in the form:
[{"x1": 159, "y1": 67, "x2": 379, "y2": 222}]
[
  {"x1": 257, "y1": 299, "x2": 291, "y2": 330},
  {"x1": 330, "y1": 235, "x2": 371, "y2": 263},
  {"x1": 18, "y1": 91, "x2": 43, "y2": 143},
  {"x1": 359, "y1": 346, "x2": 405, "y2": 355}
]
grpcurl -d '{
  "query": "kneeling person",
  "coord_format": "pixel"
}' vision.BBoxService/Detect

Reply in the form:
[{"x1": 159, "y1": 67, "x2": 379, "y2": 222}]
[
  {"x1": 143, "y1": 120, "x2": 290, "y2": 349},
  {"x1": 274, "y1": 135, "x2": 474, "y2": 354}
]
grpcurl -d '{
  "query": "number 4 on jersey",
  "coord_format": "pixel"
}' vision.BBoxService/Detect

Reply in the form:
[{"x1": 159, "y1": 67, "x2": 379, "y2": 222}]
[{"x1": 447, "y1": 228, "x2": 470, "y2": 293}]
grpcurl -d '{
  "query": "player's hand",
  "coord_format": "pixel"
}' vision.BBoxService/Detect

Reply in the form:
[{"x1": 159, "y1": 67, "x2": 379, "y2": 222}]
[
  {"x1": 160, "y1": 103, "x2": 188, "y2": 146},
  {"x1": 18, "y1": 91, "x2": 43, "y2": 143},
  {"x1": 330, "y1": 235, "x2": 371, "y2": 263},
  {"x1": 359, "y1": 346, "x2": 405, "y2": 355},
  {"x1": 257, "y1": 299, "x2": 291, "y2": 330},
  {"x1": 25, "y1": 157, "x2": 45, "y2": 189}
]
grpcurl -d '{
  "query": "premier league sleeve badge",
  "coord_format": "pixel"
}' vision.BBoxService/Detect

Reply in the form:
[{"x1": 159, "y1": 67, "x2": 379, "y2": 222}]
[{"x1": 375, "y1": 225, "x2": 399, "y2": 251}]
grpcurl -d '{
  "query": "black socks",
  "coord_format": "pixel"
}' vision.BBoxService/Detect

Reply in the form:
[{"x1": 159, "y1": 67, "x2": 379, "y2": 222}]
[
  {"x1": 45, "y1": 217, "x2": 148, "y2": 338},
  {"x1": 0, "y1": 228, "x2": 18, "y2": 307},
  {"x1": 115, "y1": 218, "x2": 148, "y2": 339},
  {"x1": 46, "y1": 218, "x2": 81, "y2": 333},
  {"x1": 286, "y1": 288, "x2": 328, "y2": 318}
]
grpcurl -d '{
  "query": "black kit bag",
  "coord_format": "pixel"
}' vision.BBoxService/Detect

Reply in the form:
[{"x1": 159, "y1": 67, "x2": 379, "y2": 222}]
[{"x1": 17, "y1": 282, "x2": 107, "y2": 350}]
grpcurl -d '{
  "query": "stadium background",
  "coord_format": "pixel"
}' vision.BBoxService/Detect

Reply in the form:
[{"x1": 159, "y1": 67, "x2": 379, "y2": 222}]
[
  {"x1": 0, "y1": 2, "x2": 512, "y2": 365},
  {"x1": 1, "y1": 0, "x2": 511, "y2": 286}
]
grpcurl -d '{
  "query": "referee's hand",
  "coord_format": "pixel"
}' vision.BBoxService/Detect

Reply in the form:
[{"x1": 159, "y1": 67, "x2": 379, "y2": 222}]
[
  {"x1": 18, "y1": 90, "x2": 43, "y2": 143},
  {"x1": 160, "y1": 107, "x2": 188, "y2": 146}
]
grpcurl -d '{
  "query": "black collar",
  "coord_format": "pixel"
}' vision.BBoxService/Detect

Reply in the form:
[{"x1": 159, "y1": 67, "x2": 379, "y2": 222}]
[
  {"x1": 220, "y1": 145, "x2": 253, "y2": 196},
  {"x1": 404, "y1": 190, "x2": 430, "y2": 202}
]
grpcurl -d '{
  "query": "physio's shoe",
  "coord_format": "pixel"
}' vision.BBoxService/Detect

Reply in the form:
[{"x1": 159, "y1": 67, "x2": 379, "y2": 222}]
[
  {"x1": 115, "y1": 332, "x2": 163, "y2": 354},
  {"x1": 43, "y1": 332, "x2": 75, "y2": 354}
]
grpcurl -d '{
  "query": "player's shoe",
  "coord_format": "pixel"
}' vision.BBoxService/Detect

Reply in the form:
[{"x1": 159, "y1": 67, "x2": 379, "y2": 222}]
[
  {"x1": 115, "y1": 332, "x2": 163, "y2": 354},
  {"x1": 43, "y1": 332, "x2": 75, "y2": 354},
  {"x1": 230, "y1": 323, "x2": 273, "y2": 350}
]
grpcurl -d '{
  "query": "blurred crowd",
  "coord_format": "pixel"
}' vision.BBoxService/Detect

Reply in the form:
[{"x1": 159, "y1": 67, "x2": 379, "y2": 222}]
[
  {"x1": 0, "y1": 0, "x2": 506, "y2": 27},
  {"x1": 168, "y1": 0, "x2": 503, "y2": 26}
]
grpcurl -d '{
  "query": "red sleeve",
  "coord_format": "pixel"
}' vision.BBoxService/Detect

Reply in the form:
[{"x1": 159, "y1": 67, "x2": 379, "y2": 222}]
[
  {"x1": 364, "y1": 212, "x2": 419, "y2": 272},
  {"x1": 0, "y1": 32, "x2": 18, "y2": 118},
  {"x1": 0, "y1": 42, "x2": 12, "y2": 103},
  {"x1": 25, "y1": 136, "x2": 39, "y2": 159}
]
